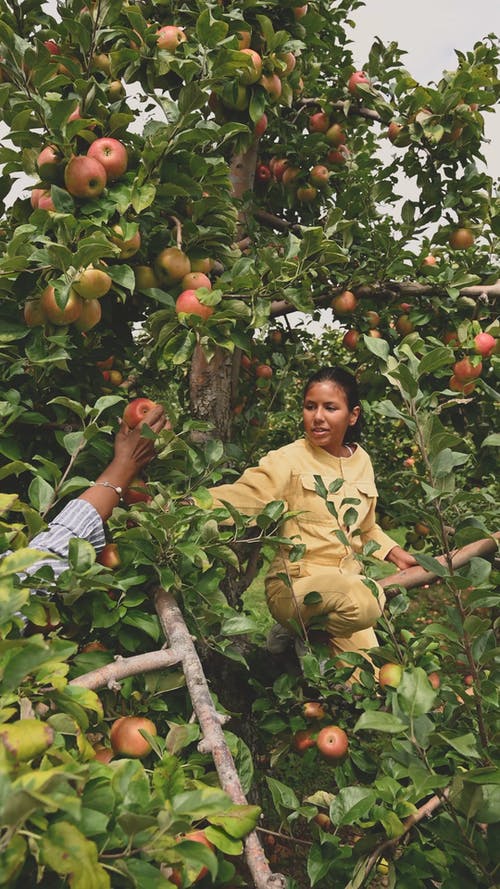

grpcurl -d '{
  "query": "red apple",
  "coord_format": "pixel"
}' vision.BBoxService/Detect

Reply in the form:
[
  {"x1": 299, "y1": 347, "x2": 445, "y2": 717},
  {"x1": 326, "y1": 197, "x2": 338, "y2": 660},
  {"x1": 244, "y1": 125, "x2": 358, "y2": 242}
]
[
  {"x1": 110, "y1": 225, "x2": 141, "y2": 259},
  {"x1": 259, "y1": 73, "x2": 282, "y2": 103},
  {"x1": 30, "y1": 188, "x2": 47, "y2": 209},
  {"x1": 239, "y1": 48, "x2": 262, "y2": 85},
  {"x1": 181, "y1": 272, "x2": 211, "y2": 291},
  {"x1": 276, "y1": 51, "x2": 296, "y2": 76},
  {"x1": 292, "y1": 5, "x2": 308, "y2": 19},
  {"x1": 74, "y1": 298, "x2": 102, "y2": 331},
  {"x1": 157, "y1": 25, "x2": 186, "y2": 51},
  {"x1": 473, "y1": 332, "x2": 496, "y2": 357},
  {"x1": 449, "y1": 227, "x2": 475, "y2": 250},
  {"x1": 303, "y1": 701, "x2": 325, "y2": 720},
  {"x1": 270, "y1": 158, "x2": 289, "y2": 182},
  {"x1": 308, "y1": 111, "x2": 330, "y2": 133},
  {"x1": 293, "y1": 729, "x2": 316, "y2": 753},
  {"x1": 256, "y1": 163, "x2": 272, "y2": 183},
  {"x1": 64, "y1": 155, "x2": 107, "y2": 199},
  {"x1": 43, "y1": 39, "x2": 61, "y2": 55},
  {"x1": 87, "y1": 137, "x2": 128, "y2": 181},
  {"x1": 378, "y1": 663, "x2": 403, "y2": 689},
  {"x1": 176, "y1": 830, "x2": 214, "y2": 884},
  {"x1": 327, "y1": 146, "x2": 349, "y2": 165},
  {"x1": 395, "y1": 315, "x2": 414, "y2": 336},
  {"x1": 453, "y1": 356, "x2": 482, "y2": 382},
  {"x1": 296, "y1": 184, "x2": 318, "y2": 202},
  {"x1": 123, "y1": 397, "x2": 157, "y2": 429},
  {"x1": 38, "y1": 192, "x2": 56, "y2": 211},
  {"x1": 387, "y1": 121, "x2": 411, "y2": 147},
  {"x1": 325, "y1": 123, "x2": 346, "y2": 147},
  {"x1": 40, "y1": 285, "x2": 82, "y2": 326},
  {"x1": 98, "y1": 543, "x2": 121, "y2": 569},
  {"x1": 123, "y1": 477, "x2": 151, "y2": 506},
  {"x1": 37, "y1": 145, "x2": 64, "y2": 183},
  {"x1": 176, "y1": 289, "x2": 214, "y2": 320},
  {"x1": 110, "y1": 715, "x2": 157, "y2": 758},
  {"x1": 24, "y1": 299, "x2": 46, "y2": 327},
  {"x1": 428, "y1": 672, "x2": 441, "y2": 689},
  {"x1": 310, "y1": 165, "x2": 329, "y2": 188},
  {"x1": 282, "y1": 166, "x2": 300, "y2": 188},
  {"x1": 348, "y1": 70, "x2": 371, "y2": 96},
  {"x1": 331, "y1": 290, "x2": 358, "y2": 315},
  {"x1": 93, "y1": 745, "x2": 114, "y2": 764},
  {"x1": 316, "y1": 725, "x2": 349, "y2": 762},
  {"x1": 255, "y1": 363, "x2": 273, "y2": 379},
  {"x1": 342, "y1": 329, "x2": 360, "y2": 351},
  {"x1": 254, "y1": 113, "x2": 268, "y2": 138}
]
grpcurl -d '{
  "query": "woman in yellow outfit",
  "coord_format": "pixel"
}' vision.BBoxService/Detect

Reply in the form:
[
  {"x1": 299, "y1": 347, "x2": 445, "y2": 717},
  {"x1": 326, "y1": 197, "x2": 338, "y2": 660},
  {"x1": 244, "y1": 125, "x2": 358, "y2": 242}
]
[{"x1": 209, "y1": 366, "x2": 417, "y2": 664}]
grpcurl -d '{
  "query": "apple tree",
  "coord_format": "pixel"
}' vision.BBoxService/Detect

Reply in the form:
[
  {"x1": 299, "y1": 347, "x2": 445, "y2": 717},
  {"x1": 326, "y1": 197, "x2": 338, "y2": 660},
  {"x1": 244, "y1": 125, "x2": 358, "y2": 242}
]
[{"x1": 0, "y1": 0, "x2": 499, "y2": 886}]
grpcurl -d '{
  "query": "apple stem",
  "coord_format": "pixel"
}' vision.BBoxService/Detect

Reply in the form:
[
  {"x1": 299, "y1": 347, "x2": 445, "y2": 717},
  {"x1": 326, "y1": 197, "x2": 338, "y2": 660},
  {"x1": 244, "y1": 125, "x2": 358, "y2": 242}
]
[{"x1": 168, "y1": 215, "x2": 183, "y2": 250}]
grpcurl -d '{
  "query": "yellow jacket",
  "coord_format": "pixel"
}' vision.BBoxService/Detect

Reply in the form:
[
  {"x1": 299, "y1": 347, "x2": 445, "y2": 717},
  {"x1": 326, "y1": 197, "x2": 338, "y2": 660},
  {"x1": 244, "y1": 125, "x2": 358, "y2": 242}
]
[{"x1": 209, "y1": 438, "x2": 396, "y2": 576}]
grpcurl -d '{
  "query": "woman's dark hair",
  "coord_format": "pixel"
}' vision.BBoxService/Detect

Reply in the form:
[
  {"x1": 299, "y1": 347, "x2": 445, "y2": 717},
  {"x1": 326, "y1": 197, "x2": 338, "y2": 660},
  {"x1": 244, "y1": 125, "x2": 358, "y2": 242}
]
[{"x1": 303, "y1": 366, "x2": 362, "y2": 443}]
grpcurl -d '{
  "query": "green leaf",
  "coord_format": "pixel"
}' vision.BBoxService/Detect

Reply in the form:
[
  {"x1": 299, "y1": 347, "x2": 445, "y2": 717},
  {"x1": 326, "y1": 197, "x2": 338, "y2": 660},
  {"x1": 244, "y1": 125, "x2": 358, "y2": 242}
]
[
  {"x1": 354, "y1": 711, "x2": 407, "y2": 734},
  {"x1": 0, "y1": 548, "x2": 50, "y2": 577},
  {"x1": 39, "y1": 821, "x2": 110, "y2": 889},
  {"x1": 481, "y1": 432, "x2": 500, "y2": 447},
  {"x1": 208, "y1": 804, "x2": 260, "y2": 839},
  {"x1": 28, "y1": 476, "x2": 54, "y2": 512},
  {"x1": 329, "y1": 787, "x2": 376, "y2": 826},
  {"x1": 68, "y1": 539, "x2": 96, "y2": 573},
  {"x1": 266, "y1": 776, "x2": 300, "y2": 813},
  {"x1": 397, "y1": 667, "x2": 437, "y2": 717},
  {"x1": 436, "y1": 732, "x2": 481, "y2": 759},
  {"x1": 363, "y1": 334, "x2": 390, "y2": 361}
]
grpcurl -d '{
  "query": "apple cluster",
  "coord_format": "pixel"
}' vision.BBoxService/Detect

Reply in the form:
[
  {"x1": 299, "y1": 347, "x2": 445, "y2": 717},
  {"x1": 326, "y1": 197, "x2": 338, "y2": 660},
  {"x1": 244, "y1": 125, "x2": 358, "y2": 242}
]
[{"x1": 150, "y1": 246, "x2": 216, "y2": 321}]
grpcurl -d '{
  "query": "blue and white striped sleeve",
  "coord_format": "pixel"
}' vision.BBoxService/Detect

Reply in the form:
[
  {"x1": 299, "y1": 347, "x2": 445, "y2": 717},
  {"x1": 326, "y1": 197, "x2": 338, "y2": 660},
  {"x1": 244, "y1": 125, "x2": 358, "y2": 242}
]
[{"x1": 26, "y1": 499, "x2": 106, "y2": 580}]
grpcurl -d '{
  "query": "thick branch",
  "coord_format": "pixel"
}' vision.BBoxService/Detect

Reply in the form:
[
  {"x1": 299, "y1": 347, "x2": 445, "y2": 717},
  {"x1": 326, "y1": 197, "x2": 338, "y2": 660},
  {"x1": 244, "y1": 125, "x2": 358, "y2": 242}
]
[
  {"x1": 299, "y1": 96, "x2": 383, "y2": 123},
  {"x1": 70, "y1": 648, "x2": 181, "y2": 690},
  {"x1": 381, "y1": 532, "x2": 499, "y2": 597},
  {"x1": 154, "y1": 587, "x2": 286, "y2": 889}
]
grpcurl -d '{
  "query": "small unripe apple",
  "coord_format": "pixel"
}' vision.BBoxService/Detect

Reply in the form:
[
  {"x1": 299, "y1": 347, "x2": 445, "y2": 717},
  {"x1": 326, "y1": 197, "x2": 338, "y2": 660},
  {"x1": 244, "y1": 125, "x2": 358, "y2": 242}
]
[
  {"x1": 378, "y1": 663, "x2": 403, "y2": 689},
  {"x1": 98, "y1": 543, "x2": 121, "y2": 569}
]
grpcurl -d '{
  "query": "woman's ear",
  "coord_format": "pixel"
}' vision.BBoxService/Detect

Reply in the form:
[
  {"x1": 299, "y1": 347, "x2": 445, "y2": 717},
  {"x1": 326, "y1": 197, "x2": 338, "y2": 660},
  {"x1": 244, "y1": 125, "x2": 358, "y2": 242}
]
[{"x1": 349, "y1": 405, "x2": 361, "y2": 426}]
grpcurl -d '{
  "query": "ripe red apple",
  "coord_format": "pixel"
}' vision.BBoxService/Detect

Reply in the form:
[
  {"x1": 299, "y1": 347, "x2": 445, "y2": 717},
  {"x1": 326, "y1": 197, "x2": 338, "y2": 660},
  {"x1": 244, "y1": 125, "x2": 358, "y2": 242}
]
[
  {"x1": 422, "y1": 254, "x2": 438, "y2": 266},
  {"x1": 293, "y1": 729, "x2": 316, "y2": 753},
  {"x1": 30, "y1": 188, "x2": 47, "y2": 209},
  {"x1": 254, "y1": 113, "x2": 268, "y2": 138},
  {"x1": 365, "y1": 310, "x2": 380, "y2": 328},
  {"x1": 40, "y1": 285, "x2": 83, "y2": 326},
  {"x1": 282, "y1": 166, "x2": 300, "y2": 188},
  {"x1": 87, "y1": 137, "x2": 128, "y2": 181},
  {"x1": 303, "y1": 701, "x2": 325, "y2": 720},
  {"x1": 123, "y1": 477, "x2": 151, "y2": 506},
  {"x1": 395, "y1": 315, "x2": 414, "y2": 336},
  {"x1": 259, "y1": 73, "x2": 282, "y2": 103},
  {"x1": 73, "y1": 266, "x2": 112, "y2": 300},
  {"x1": 256, "y1": 163, "x2": 272, "y2": 183},
  {"x1": 292, "y1": 4, "x2": 308, "y2": 18},
  {"x1": 327, "y1": 147, "x2": 349, "y2": 165},
  {"x1": 110, "y1": 715, "x2": 157, "y2": 758},
  {"x1": 331, "y1": 290, "x2": 358, "y2": 315},
  {"x1": 236, "y1": 28, "x2": 251, "y2": 50},
  {"x1": 255, "y1": 363, "x2": 273, "y2": 379},
  {"x1": 110, "y1": 225, "x2": 141, "y2": 259},
  {"x1": 270, "y1": 157, "x2": 289, "y2": 182},
  {"x1": 24, "y1": 299, "x2": 46, "y2": 327},
  {"x1": 453, "y1": 356, "x2": 482, "y2": 382},
  {"x1": 38, "y1": 192, "x2": 56, "y2": 211},
  {"x1": 449, "y1": 375, "x2": 476, "y2": 395},
  {"x1": 442, "y1": 330, "x2": 459, "y2": 347},
  {"x1": 93, "y1": 745, "x2": 114, "y2": 764},
  {"x1": 308, "y1": 111, "x2": 330, "y2": 133},
  {"x1": 310, "y1": 165, "x2": 329, "y2": 188},
  {"x1": 342, "y1": 329, "x2": 360, "y2": 351},
  {"x1": 325, "y1": 123, "x2": 346, "y2": 147},
  {"x1": 74, "y1": 298, "x2": 102, "y2": 331},
  {"x1": 316, "y1": 725, "x2": 349, "y2": 762},
  {"x1": 239, "y1": 48, "x2": 262, "y2": 85},
  {"x1": 348, "y1": 70, "x2": 371, "y2": 96},
  {"x1": 37, "y1": 145, "x2": 64, "y2": 183},
  {"x1": 378, "y1": 663, "x2": 403, "y2": 689},
  {"x1": 43, "y1": 39, "x2": 61, "y2": 55},
  {"x1": 176, "y1": 830, "x2": 214, "y2": 883},
  {"x1": 276, "y1": 51, "x2": 296, "y2": 76},
  {"x1": 98, "y1": 543, "x2": 121, "y2": 569},
  {"x1": 449, "y1": 227, "x2": 475, "y2": 250},
  {"x1": 157, "y1": 25, "x2": 186, "y2": 51},
  {"x1": 155, "y1": 247, "x2": 191, "y2": 285},
  {"x1": 64, "y1": 155, "x2": 107, "y2": 199},
  {"x1": 176, "y1": 289, "x2": 214, "y2": 320},
  {"x1": 181, "y1": 272, "x2": 211, "y2": 291},
  {"x1": 123, "y1": 397, "x2": 157, "y2": 428},
  {"x1": 474, "y1": 332, "x2": 496, "y2": 357}
]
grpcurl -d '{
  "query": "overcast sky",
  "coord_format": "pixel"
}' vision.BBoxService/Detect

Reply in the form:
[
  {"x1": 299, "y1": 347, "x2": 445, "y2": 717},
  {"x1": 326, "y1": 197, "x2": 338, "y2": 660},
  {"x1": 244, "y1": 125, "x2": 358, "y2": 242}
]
[{"x1": 350, "y1": 0, "x2": 499, "y2": 179}]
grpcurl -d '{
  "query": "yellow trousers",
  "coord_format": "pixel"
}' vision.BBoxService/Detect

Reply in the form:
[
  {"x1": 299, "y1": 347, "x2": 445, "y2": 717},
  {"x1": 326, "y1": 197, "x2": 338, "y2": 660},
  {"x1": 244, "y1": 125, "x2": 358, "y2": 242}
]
[{"x1": 265, "y1": 564, "x2": 385, "y2": 665}]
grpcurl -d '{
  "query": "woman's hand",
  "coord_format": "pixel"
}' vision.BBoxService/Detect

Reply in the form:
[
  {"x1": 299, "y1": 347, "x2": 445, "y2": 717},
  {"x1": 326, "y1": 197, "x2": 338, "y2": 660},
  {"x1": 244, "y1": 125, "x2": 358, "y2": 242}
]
[
  {"x1": 113, "y1": 404, "x2": 168, "y2": 477},
  {"x1": 385, "y1": 545, "x2": 418, "y2": 571}
]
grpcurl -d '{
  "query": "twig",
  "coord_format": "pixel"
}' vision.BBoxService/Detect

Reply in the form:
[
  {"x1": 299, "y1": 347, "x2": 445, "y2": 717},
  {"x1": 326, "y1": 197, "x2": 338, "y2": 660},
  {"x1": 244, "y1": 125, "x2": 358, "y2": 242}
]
[
  {"x1": 168, "y1": 216, "x2": 183, "y2": 250},
  {"x1": 154, "y1": 587, "x2": 287, "y2": 889}
]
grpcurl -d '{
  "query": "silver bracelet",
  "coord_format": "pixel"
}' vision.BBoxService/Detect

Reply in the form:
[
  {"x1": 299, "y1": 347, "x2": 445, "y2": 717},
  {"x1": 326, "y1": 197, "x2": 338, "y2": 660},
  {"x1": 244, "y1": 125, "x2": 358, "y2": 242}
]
[{"x1": 90, "y1": 481, "x2": 123, "y2": 497}]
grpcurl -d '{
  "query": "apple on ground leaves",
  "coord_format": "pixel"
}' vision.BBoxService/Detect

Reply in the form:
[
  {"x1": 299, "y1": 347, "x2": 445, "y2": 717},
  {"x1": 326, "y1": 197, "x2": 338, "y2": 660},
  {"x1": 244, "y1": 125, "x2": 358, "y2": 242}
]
[
  {"x1": 98, "y1": 543, "x2": 121, "y2": 569},
  {"x1": 40, "y1": 285, "x2": 83, "y2": 325},
  {"x1": 64, "y1": 155, "x2": 107, "y2": 199},
  {"x1": 176, "y1": 289, "x2": 214, "y2": 321},
  {"x1": 157, "y1": 25, "x2": 186, "y2": 51},
  {"x1": 316, "y1": 725, "x2": 349, "y2": 762},
  {"x1": 379, "y1": 663, "x2": 403, "y2": 689},
  {"x1": 123, "y1": 397, "x2": 158, "y2": 429},
  {"x1": 87, "y1": 137, "x2": 128, "y2": 181},
  {"x1": 73, "y1": 266, "x2": 112, "y2": 300},
  {"x1": 110, "y1": 715, "x2": 157, "y2": 758},
  {"x1": 474, "y1": 332, "x2": 496, "y2": 357}
]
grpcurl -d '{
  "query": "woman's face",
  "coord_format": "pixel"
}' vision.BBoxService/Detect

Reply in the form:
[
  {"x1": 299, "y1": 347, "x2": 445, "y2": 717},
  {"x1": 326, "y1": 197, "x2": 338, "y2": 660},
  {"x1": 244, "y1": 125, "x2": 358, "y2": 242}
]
[{"x1": 303, "y1": 381, "x2": 360, "y2": 456}]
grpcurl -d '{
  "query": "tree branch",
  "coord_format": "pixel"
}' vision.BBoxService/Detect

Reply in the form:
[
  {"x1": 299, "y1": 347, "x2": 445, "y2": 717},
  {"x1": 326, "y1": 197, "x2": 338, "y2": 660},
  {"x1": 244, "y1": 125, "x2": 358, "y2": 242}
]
[
  {"x1": 154, "y1": 587, "x2": 287, "y2": 889},
  {"x1": 70, "y1": 648, "x2": 182, "y2": 690},
  {"x1": 380, "y1": 532, "x2": 499, "y2": 597}
]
